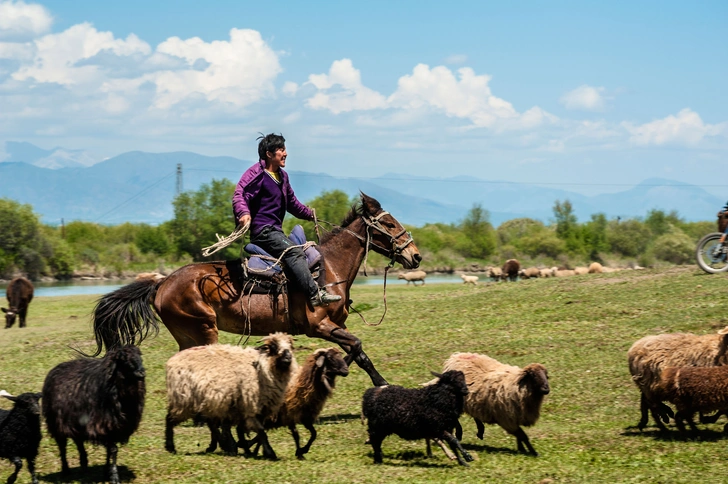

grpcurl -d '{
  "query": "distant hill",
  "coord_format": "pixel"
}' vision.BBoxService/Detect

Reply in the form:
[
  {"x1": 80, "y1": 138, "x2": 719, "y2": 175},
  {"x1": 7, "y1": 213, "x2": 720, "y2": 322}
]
[
  {"x1": 0, "y1": 143, "x2": 722, "y2": 226},
  {"x1": 4, "y1": 141, "x2": 105, "y2": 169}
]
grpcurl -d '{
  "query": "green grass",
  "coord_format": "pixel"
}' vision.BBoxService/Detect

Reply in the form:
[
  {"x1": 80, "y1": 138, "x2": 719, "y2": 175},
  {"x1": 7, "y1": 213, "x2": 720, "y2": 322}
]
[{"x1": 2, "y1": 266, "x2": 728, "y2": 483}]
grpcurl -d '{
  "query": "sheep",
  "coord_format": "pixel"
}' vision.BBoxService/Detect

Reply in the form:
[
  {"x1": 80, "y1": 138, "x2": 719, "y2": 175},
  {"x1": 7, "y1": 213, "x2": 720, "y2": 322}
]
[
  {"x1": 2, "y1": 277, "x2": 34, "y2": 329},
  {"x1": 442, "y1": 352, "x2": 550, "y2": 456},
  {"x1": 460, "y1": 274, "x2": 479, "y2": 285},
  {"x1": 574, "y1": 267, "x2": 589, "y2": 275},
  {"x1": 520, "y1": 267, "x2": 540, "y2": 279},
  {"x1": 397, "y1": 270, "x2": 427, "y2": 286},
  {"x1": 657, "y1": 365, "x2": 728, "y2": 436},
  {"x1": 0, "y1": 390, "x2": 42, "y2": 484},
  {"x1": 134, "y1": 272, "x2": 165, "y2": 282},
  {"x1": 555, "y1": 269, "x2": 575, "y2": 277},
  {"x1": 236, "y1": 347, "x2": 350, "y2": 459},
  {"x1": 164, "y1": 332, "x2": 296, "y2": 459},
  {"x1": 42, "y1": 346, "x2": 145, "y2": 484},
  {"x1": 588, "y1": 262, "x2": 603, "y2": 274},
  {"x1": 501, "y1": 259, "x2": 521, "y2": 282},
  {"x1": 488, "y1": 266, "x2": 502, "y2": 281},
  {"x1": 627, "y1": 327, "x2": 728, "y2": 430},
  {"x1": 538, "y1": 268, "x2": 552, "y2": 278},
  {"x1": 361, "y1": 370, "x2": 474, "y2": 466}
]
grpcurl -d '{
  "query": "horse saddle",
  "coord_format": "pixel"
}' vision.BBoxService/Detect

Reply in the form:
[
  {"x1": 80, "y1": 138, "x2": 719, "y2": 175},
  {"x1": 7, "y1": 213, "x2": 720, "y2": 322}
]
[{"x1": 243, "y1": 225, "x2": 321, "y2": 280}]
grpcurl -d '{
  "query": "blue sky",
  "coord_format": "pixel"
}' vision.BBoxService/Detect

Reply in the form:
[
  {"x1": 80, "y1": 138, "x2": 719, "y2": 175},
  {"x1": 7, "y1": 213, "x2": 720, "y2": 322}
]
[{"x1": 1, "y1": 0, "x2": 726, "y2": 196}]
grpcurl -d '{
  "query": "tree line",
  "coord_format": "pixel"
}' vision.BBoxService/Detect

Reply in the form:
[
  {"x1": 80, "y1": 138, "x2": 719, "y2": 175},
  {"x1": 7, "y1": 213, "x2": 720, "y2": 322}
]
[{"x1": 0, "y1": 179, "x2": 716, "y2": 280}]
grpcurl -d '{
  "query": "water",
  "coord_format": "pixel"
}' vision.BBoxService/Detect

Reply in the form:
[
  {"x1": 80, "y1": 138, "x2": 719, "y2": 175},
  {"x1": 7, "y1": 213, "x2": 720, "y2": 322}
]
[{"x1": 0, "y1": 273, "x2": 476, "y2": 298}]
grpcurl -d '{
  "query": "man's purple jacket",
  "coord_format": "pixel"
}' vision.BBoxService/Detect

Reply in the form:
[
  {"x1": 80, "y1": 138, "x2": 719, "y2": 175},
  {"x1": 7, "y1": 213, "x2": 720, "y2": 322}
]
[{"x1": 232, "y1": 159, "x2": 314, "y2": 233}]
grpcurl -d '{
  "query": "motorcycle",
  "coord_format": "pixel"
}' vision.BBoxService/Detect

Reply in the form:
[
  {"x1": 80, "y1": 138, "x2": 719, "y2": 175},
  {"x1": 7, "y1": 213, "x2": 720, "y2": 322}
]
[{"x1": 695, "y1": 210, "x2": 728, "y2": 274}]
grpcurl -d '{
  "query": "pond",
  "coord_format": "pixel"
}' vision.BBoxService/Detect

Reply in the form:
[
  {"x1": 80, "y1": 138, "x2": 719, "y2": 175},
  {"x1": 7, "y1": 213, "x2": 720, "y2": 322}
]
[{"x1": 0, "y1": 273, "x2": 487, "y2": 298}]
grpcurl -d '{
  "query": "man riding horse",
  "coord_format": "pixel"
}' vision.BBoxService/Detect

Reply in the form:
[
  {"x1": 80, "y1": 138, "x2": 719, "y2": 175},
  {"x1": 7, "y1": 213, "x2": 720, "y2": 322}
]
[{"x1": 232, "y1": 133, "x2": 342, "y2": 308}]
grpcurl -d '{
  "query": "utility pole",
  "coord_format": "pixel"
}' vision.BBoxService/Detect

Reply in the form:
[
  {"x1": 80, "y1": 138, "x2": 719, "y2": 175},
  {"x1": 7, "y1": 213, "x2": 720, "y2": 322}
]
[{"x1": 176, "y1": 163, "x2": 183, "y2": 196}]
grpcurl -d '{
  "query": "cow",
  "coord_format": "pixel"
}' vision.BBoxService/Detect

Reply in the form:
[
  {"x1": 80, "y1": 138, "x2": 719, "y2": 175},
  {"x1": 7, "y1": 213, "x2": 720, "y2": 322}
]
[{"x1": 2, "y1": 277, "x2": 34, "y2": 328}]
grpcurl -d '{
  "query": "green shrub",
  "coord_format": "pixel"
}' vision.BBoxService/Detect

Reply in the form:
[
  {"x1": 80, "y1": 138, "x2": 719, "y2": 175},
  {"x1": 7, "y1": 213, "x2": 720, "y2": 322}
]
[{"x1": 652, "y1": 230, "x2": 694, "y2": 264}]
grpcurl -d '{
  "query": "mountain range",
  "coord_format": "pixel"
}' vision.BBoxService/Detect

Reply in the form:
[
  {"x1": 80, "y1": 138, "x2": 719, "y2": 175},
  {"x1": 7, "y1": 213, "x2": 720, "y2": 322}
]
[{"x1": 0, "y1": 142, "x2": 722, "y2": 227}]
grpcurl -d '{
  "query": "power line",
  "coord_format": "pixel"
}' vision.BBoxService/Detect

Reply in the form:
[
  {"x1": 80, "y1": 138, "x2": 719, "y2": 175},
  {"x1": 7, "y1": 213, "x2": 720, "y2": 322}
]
[
  {"x1": 94, "y1": 172, "x2": 175, "y2": 223},
  {"x1": 184, "y1": 169, "x2": 728, "y2": 189}
]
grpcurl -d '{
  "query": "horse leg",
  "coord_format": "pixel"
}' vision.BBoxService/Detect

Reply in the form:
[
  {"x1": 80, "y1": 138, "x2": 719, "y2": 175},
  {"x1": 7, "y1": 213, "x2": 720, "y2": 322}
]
[
  {"x1": 328, "y1": 327, "x2": 387, "y2": 386},
  {"x1": 161, "y1": 312, "x2": 220, "y2": 350}
]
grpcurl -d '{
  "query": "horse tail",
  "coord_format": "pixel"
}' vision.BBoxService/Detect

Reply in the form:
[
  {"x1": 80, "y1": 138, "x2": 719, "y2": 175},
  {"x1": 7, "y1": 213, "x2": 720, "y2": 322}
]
[{"x1": 90, "y1": 278, "x2": 160, "y2": 356}]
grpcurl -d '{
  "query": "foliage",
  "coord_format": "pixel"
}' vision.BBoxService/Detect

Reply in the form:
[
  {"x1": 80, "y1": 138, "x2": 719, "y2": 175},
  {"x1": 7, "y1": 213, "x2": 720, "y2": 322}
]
[
  {"x1": 456, "y1": 204, "x2": 497, "y2": 258},
  {"x1": 606, "y1": 219, "x2": 651, "y2": 257},
  {"x1": 652, "y1": 229, "x2": 695, "y2": 264}
]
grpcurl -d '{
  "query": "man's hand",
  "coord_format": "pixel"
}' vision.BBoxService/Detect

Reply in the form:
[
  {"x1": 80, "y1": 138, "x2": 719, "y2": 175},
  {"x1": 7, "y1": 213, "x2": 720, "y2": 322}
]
[{"x1": 238, "y1": 214, "x2": 251, "y2": 228}]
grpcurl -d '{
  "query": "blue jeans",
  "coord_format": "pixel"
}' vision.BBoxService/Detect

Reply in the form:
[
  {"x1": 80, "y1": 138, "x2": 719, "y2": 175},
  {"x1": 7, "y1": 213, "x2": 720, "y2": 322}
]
[{"x1": 251, "y1": 225, "x2": 320, "y2": 299}]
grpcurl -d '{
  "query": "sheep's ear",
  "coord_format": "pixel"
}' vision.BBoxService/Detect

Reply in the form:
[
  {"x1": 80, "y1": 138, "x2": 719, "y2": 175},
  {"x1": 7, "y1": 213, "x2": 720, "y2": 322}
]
[
  {"x1": 718, "y1": 326, "x2": 728, "y2": 335},
  {"x1": 316, "y1": 354, "x2": 326, "y2": 368},
  {"x1": 0, "y1": 308, "x2": 6, "y2": 313},
  {"x1": 34, "y1": 393, "x2": 43, "y2": 400},
  {"x1": 430, "y1": 371, "x2": 443, "y2": 379}
]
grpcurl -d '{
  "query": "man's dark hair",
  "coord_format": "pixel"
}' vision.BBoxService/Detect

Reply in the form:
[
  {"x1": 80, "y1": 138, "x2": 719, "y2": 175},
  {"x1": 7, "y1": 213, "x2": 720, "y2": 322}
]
[{"x1": 257, "y1": 133, "x2": 286, "y2": 161}]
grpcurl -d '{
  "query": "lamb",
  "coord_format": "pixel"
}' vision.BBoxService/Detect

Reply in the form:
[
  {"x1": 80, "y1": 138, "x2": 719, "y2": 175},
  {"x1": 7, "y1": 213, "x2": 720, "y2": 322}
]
[
  {"x1": 164, "y1": 332, "x2": 296, "y2": 459},
  {"x1": 501, "y1": 259, "x2": 520, "y2": 282},
  {"x1": 0, "y1": 391, "x2": 42, "y2": 484},
  {"x1": 361, "y1": 370, "x2": 473, "y2": 466},
  {"x1": 657, "y1": 365, "x2": 728, "y2": 436},
  {"x1": 627, "y1": 328, "x2": 728, "y2": 430},
  {"x1": 442, "y1": 352, "x2": 550, "y2": 456},
  {"x1": 460, "y1": 274, "x2": 478, "y2": 285},
  {"x1": 397, "y1": 270, "x2": 427, "y2": 286},
  {"x1": 42, "y1": 346, "x2": 145, "y2": 484},
  {"x1": 488, "y1": 266, "x2": 502, "y2": 281},
  {"x1": 588, "y1": 262, "x2": 603, "y2": 274},
  {"x1": 519, "y1": 267, "x2": 540, "y2": 279},
  {"x1": 237, "y1": 347, "x2": 350, "y2": 459}
]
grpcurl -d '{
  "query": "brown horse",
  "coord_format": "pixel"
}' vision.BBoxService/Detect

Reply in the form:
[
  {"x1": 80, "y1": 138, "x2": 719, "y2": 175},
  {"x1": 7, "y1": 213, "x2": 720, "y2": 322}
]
[{"x1": 91, "y1": 194, "x2": 421, "y2": 386}]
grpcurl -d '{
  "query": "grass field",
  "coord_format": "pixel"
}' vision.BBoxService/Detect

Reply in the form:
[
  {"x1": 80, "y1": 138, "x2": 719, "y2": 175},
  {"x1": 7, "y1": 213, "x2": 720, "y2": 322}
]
[{"x1": 1, "y1": 266, "x2": 728, "y2": 483}]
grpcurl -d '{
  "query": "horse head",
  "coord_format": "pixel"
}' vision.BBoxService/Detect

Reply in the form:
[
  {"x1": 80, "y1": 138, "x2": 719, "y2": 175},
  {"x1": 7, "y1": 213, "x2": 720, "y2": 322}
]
[{"x1": 358, "y1": 193, "x2": 421, "y2": 269}]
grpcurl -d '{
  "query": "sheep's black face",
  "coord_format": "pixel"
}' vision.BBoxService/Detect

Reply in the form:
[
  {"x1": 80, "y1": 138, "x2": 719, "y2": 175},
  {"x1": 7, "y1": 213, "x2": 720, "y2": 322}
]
[
  {"x1": 2, "y1": 308, "x2": 17, "y2": 328},
  {"x1": 114, "y1": 346, "x2": 146, "y2": 379},
  {"x1": 521, "y1": 364, "x2": 550, "y2": 395},
  {"x1": 3, "y1": 392, "x2": 42, "y2": 415},
  {"x1": 323, "y1": 349, "x2": 349, "y2": 378},
  {"x1": 440, "y1": 370, "x2": 469, "y2": 396},
  {"x1": 276, "y1": 348, "x2": 293, "y2": 371}
]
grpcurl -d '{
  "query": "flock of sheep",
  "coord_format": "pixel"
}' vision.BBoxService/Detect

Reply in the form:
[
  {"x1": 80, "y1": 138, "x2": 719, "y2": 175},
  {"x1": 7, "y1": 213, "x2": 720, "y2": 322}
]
[{"x1": 1, "y1": 265, "x2": 726, "y2": 482}]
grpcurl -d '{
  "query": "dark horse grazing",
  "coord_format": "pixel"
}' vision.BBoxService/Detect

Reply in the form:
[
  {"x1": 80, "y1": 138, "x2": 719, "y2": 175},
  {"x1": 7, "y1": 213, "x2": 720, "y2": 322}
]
[{"x1": 91, "y1": 194, "x2": 421, "y2": 386}]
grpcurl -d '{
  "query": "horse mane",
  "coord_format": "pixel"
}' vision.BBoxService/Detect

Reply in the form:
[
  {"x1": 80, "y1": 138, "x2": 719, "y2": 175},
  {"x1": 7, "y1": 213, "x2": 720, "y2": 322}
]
[{"x1": 319, "y1": 202, "x2": 364, "y2": 244}]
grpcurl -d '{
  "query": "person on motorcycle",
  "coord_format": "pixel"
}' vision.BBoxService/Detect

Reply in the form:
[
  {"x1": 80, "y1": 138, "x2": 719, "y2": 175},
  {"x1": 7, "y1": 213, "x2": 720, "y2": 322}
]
[{"x1": 721, "y1": 201, "x2": 728, "y2": 244}]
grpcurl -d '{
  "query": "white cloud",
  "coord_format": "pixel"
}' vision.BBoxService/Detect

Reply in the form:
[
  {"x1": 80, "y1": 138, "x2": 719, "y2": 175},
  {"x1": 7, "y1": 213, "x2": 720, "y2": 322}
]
[
  {"x1": 560, "y1": 85, "x2": 606, "y2": 111},
  {"x1": 0, "y1": 0, "x2": 52, "y2": 40},
  {"x1": 12, "y1": 23, "x2": 151, "y2": 86},
  {"x1": 151, "y1": 28, "x2": 280, "y2": 109},
  {"x1": 444, "y1": 54, "x2": 468, "y2": 65},
  {"x1": 281, "y1": 81, "x2": 298, "y2": 96},
  {"x1": 624, "y1": 108, "x2": 726, "y2": 146},
  {"x1": 305, "y1": 58, "x2": 387, "y2": 113}
]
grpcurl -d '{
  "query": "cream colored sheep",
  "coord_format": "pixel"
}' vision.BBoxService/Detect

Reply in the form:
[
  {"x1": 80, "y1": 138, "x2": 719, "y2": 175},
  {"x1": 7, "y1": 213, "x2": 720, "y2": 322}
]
[
  {"x1": 398, "y1": 270, "x2": 427, "y2": 286},
  {"x1": 588, "y1": 262, "x2": 603, "y2": 274},
  {"x1": 627, "y1": 327, "x2": 728, "y2": 430},
  {"x1": 164, "y1": 333, "x2": 297, "y2": 458},
  {"x1": 488, "y1": 267, "x2": 502, "y2": 281},
  {"x1": 460, "y1": 274, "x2": 479, "y2": 285},
  {"x1": 442, "y1": 352, "x2": 549, "y2": 456},
  {"x1": 538, "y1": 268, "x2": 552, "y2": 278},
  {"x1": 555, "y1": 269, "x2": 575, "y2": 277},
  {"x1": 520, "y1": 267, "x2": 540, "y2": 279},
  {"x1": 574, "y1": 267, "x2": 589, "y2": 275}
]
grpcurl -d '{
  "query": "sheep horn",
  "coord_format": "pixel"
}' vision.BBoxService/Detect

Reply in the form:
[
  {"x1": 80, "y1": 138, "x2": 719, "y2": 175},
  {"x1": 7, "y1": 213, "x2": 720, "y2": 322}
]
[{"x1": 430, "y1": 371, "x2": 443, "y2": 379}]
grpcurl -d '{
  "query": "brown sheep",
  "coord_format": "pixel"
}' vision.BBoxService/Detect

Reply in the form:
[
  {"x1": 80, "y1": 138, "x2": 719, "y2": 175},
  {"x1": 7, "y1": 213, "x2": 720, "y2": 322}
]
[{"x1": 501, "y1": 259, "x2": 520, "y2": 282}]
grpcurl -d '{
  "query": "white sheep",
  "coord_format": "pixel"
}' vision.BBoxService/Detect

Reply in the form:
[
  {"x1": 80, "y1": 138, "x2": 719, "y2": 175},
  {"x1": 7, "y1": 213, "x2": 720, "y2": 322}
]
[
  {"x1": 538, "y1": 268, "x2": 552, "y2": 278},
  {"x1": 573, "y1": 267, "x2": 589, "y2": 275},
  {"x1": 442, "y1": 352, "x2": 550, "y2": 455},
  {"x1": 520, "y1": 267, "x2": 540, "y2": 279},
  {"x1": 164, "y1": 332, "x2": 296, "y2": 459},
  {"x1": 488, "y1": 267, "x2": 502, "y2": 281},
  {"x1": 460, "y1": 274, "x2": 479, "y2": 285},
  {"x1": 554, "y1": 269, "x2": 575, "y2": 277},
  {"x1": 627, "y1": 327, "x2": 728, "y2": 430},
  {"x1": 588, "y1": 262, "x2": 603, "y2": 274},
  {"x1": 397, "y1": 270, "x2": 427, "y2": 286}
]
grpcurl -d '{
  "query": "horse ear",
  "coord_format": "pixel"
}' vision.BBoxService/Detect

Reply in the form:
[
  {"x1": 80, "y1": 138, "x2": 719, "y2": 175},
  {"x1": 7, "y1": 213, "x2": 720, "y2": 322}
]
[{"x1": 359, "y1": 192, "x2": 381, "y2": 215}]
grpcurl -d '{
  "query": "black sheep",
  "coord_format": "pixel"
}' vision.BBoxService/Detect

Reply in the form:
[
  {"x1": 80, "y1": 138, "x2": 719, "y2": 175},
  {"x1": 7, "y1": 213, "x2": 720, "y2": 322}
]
[
  {"x1": 42, "y1": 346, "x2": 146, "y2": 484},
  {"x1": 0, "y1": 391, "x2": 42, "y2": 484},
  {"x1": 361, "y1": 370, "x2": 473, "y2": 466}
]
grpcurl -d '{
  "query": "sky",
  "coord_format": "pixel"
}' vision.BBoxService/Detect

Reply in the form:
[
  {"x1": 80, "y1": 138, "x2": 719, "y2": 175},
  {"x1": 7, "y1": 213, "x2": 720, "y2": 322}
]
[{"x1": 0, "y1": 0, "x2": 726, "y2": 196}]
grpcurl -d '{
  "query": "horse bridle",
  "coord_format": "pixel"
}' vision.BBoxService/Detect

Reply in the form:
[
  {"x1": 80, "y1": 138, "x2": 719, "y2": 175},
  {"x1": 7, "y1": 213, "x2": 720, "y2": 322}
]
[{"x1": 344, "y1": 211, "x2": 414, "y2": 273}]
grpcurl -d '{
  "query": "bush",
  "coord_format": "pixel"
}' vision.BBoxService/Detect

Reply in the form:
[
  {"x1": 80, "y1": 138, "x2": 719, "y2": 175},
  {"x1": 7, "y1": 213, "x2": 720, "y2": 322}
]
[{"x1": 652, "y1": 230, "x2": 694, "y2": 264}]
